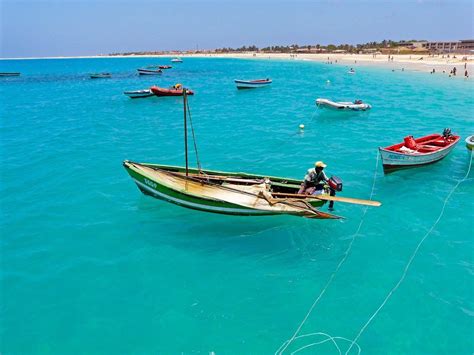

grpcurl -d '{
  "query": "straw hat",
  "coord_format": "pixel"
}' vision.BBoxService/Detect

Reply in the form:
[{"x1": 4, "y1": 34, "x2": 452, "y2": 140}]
[{"x1": 315, "y1": 161, "x2": 327, "y2": 168}]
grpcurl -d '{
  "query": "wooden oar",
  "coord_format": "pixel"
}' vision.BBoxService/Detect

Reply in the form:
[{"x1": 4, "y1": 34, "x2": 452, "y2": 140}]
[{"x1": 271, "y1": 192, "x2": 381, "y2": 207}]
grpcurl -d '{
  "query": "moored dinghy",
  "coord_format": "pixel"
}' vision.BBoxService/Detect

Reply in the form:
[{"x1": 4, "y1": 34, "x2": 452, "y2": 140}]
[
  {"x1": 379, "y1": 128, "x2": 460, "y2": 173},
  {"x1": 171, "y1": 57, "x2": 183, "y2": 63},
  {"x1": 316, "y1": 98, "x2": 371, "y2": 111},
  {"x1": 124, "y1": 89, "x2": 154, "y2": 99},
  {"x1": 235, "y1": 78, "x2": 272, "y2": 89}
]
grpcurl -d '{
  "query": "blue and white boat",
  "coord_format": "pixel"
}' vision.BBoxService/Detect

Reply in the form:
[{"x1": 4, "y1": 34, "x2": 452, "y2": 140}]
[{"x1": 234, "y1": 78, "x2": 272, "y2": 89}]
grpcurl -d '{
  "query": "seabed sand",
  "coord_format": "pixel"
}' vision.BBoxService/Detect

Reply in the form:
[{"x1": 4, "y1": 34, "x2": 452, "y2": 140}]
[{"x1": 2, "y1": 53, "x2": 472, "y2": 78}]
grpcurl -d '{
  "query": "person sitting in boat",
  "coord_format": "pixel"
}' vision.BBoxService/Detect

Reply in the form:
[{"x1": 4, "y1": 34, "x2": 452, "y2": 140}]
[
  {"x1": 298, "y1": 161, "x2": 328, "y2": 195},
  {"x1": 173, "y1": 83, "x2": 182, "y2": 90},
  {"x1": 354, "y1": 99, "x2": 363, "y2": 104}
]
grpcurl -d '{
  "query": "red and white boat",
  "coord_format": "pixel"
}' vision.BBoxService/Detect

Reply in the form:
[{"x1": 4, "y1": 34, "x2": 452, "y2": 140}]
[
  {"x1": 234, "y1": 78, "x2": 272, "y2": 89},
  {"x1": 150, "y1": 86, "x2": 194, "y2": 97},
  {"x1": 379, "y1": 129, "x2": 460, "y2": 173},
  {"x1": 159, "y1": 65, "x2": 172, "y2": 69}
]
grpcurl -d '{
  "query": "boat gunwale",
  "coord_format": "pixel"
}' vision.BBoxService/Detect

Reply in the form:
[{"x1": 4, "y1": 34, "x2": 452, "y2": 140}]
[
  {"x1": 379, "y1": 135, "x2": 461, "y2": 156},
  {"x1": 125, "y1": 160, "x2": 304, "y2": 185}
]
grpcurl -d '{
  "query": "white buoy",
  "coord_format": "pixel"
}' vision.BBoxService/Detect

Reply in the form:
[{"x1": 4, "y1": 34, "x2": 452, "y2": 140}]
[
  {"x1": 299, "y1": 124, "x2": 305, "y2": 130},
  {"x1": 326, "y1": 80, "x2": 330, "y2": 84}
]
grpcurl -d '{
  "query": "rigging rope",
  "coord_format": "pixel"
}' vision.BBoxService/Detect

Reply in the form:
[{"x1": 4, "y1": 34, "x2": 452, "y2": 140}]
[
  {"x1": 186, "y1": 97, "x2": 202, "y2": 173},
  {"x1": 276, "y1": 152, "x2": 380, "y2": 354},
  {"x1": 345, "y1": 149, "x2": 473, "y2": 355}
]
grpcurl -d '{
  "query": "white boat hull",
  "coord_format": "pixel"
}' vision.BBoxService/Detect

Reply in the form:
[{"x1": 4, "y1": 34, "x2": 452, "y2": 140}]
[
  {"x1": 466, "y1": 135, "x2": 474, "y2": 151},
  {"x1": 234, "y1": 79, "x2": 272, "y2": 89},
  {"x1": 124, "y1": 90, "x2": 154, "y2": 98},
  {"x1": 379, "y1": 144, "x2": 457, "y2": 172},
  {"x1": 137, "y1": 69, "x2": 162, "y2": 75}
]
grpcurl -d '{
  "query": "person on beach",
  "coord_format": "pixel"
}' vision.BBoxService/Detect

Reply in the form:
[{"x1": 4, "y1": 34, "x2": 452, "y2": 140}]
[
  {"x1": 298, "y1": 161, "x2": 328, "y2": 195},
  {"x1": 453, "y1": 67, "x2": 457, "y2": 76}
]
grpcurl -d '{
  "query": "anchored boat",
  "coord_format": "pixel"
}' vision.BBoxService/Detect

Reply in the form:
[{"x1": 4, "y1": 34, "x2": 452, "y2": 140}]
[
  {"x1": 90, "y1": 73, "x2": 111, "y2": 79},
  {"x1": 124, "y1": 89, "x2": 154, "y2": 99},
  {"x1": 123, "y1": 89, "x2": 380, "y2": 219},
  {"x1": 150, "y1": 85, "x2": 194, "y2": 96},
  {"x1": 171, "y1": 57, "x2": 183, "y2": 63},
  {"x1": 159, "y1": 65, "x2": 172, "y2": 69},
  {"x1": 466, "y1": 135, "x2": 474, "y2": 151},
  {"x1": 0, "y1": 72, "x2": 20, "y2": 77},
  {"x1": 137, "y1": 68, "x2": 162, "y2": 75},
  {"x1": 235, "y1": 78, "x2": 272, "y2": 89},
  {"x1": 316, "y1": 98, "x2": 371, "y2": 111},
  {"x1": 379, "y1": 129, "x2": 460, "y2": 173}
]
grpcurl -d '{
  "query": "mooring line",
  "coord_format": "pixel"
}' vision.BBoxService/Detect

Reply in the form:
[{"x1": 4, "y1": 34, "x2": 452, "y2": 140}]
[
  {"x1": 345, "y1": 150, "x2": 473, "y2": 355},
  {"x1": 276, "y1": 153, "x2": 380, "y2": 354}
]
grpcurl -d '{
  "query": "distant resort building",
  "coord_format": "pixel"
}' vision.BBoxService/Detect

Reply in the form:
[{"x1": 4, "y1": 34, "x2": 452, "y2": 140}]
[{"x1": 421, "y1": 39, "x2": 474, "y2": 53}]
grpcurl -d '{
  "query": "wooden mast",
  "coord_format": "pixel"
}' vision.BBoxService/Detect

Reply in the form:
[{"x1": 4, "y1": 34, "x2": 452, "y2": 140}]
[{"x1": 183, "y1": 88, "x2": 189, "y2": 176}]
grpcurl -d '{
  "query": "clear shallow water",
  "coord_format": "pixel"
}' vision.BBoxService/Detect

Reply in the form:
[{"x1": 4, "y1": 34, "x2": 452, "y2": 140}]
[{"x1": 1, "y1": 57, "x2": 473, "y2": 354}]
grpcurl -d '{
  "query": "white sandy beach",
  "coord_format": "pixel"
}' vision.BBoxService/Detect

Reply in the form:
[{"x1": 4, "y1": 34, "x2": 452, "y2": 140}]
[
  {"x1": 184, "y1": 52, "x2": 474, "y2": 78},
  {"x1": 2, "y1": 52, "x2": 473, "y2": 79}
]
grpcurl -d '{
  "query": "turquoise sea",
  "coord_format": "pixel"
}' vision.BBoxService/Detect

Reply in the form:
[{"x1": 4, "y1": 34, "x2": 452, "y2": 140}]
[{"x1": 1, "y1": 57, "x2": 473, "y2": 354}]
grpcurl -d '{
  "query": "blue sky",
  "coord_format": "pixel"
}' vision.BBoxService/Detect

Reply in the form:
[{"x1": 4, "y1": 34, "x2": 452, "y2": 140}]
[{"x1": 1, "y1": 0, "x2": 472, "y2": 57}]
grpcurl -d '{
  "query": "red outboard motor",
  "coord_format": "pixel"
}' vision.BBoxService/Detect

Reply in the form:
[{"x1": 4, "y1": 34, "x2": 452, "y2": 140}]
[
  {"x1": 327, "y1": 176, "x2": 343, "y2": 210},
  {"x1": 328, "y1": 176, "x2": 343, "y2": 192}
]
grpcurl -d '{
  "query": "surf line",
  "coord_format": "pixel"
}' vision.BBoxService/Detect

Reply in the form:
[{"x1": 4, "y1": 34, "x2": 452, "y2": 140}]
[
  {"x1": 276, "y1": 153, "x2": 380, "y2": 355},
  {"x1": 345, "y1": 150, "x2": 473, "y2": 355}
]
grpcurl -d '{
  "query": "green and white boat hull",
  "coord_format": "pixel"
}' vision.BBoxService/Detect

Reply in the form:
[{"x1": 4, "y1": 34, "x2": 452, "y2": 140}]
[{"x1": 123, "y1": 161, "x2": 330, "y2": 217}]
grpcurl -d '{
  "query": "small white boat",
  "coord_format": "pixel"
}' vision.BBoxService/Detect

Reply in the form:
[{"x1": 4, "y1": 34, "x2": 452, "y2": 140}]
[
  {"x1": 348, "y1": 69, "x2": 356, "y2": 74},
  {"x1": 466, "y1": 135, "x2": 474, "y2": 151},
  {"x1": 234, "y1": 78, "x2": 272, "y2": 89},
  {"x1": 124, "y1": 89, "x2": 154, "y2": 99},
  {"x1": 171, "y1": 57, "x2": 183, "y2": 63},
  {"x1": 315, "y1": 98, "x2": 371, "y2": 111},
  {"x1": 90, "y1": 73, "x2": 111, "y2": 79},
  {"x1": 137, "y1": 68, "x2": 162, "y2": 75}
]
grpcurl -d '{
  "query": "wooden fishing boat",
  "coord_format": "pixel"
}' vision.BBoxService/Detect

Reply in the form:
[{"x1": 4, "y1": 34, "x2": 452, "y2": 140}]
[
  {"x1": 379, "y1": 129, "x2": 460, "y2": 173},
  {"x1": 150, "y1": 86, "x2": 194, "y2": 96},
  {"x1": 90, "y1": 73, "x2": 111, "y2": 79},
  {"x1": 466, "y1": 135, "x2": 474, "y2": 151},
  {"x1": 316, "y1": 98, "x2": 371, "y2": 111},
  {"x1": 235, "y1": 78, "x2": 272, "y2": 89},
  {"x1": 123, "y1": 89, "x2": 381, "y2": 219},
  {"x1": 124, "y1": 89, "x2": 154, "y2": 99},
  {"x1": 171, "y1": 57, "x2": 183, "y2": 63},
  {"x1": 159, "y1": 65, "x2": 172, "y2": 69},
  {"x1": 0, "y1": 72, "x2": 20, "y2": 77},
  {"x1": 137, "y1": 68, "x2": 162, "y2": 75},
  {"x1": 123, "y1": 162, "x2": 347, "y2": 218}
]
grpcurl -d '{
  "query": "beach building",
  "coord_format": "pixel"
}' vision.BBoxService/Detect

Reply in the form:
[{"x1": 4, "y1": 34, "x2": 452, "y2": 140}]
[
  {"x1": 421, "y1": 39, "x2": 474, "y2": 53},
  {"x1": 458, "y1": 39, "x2": 474, "y2": 52}
]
